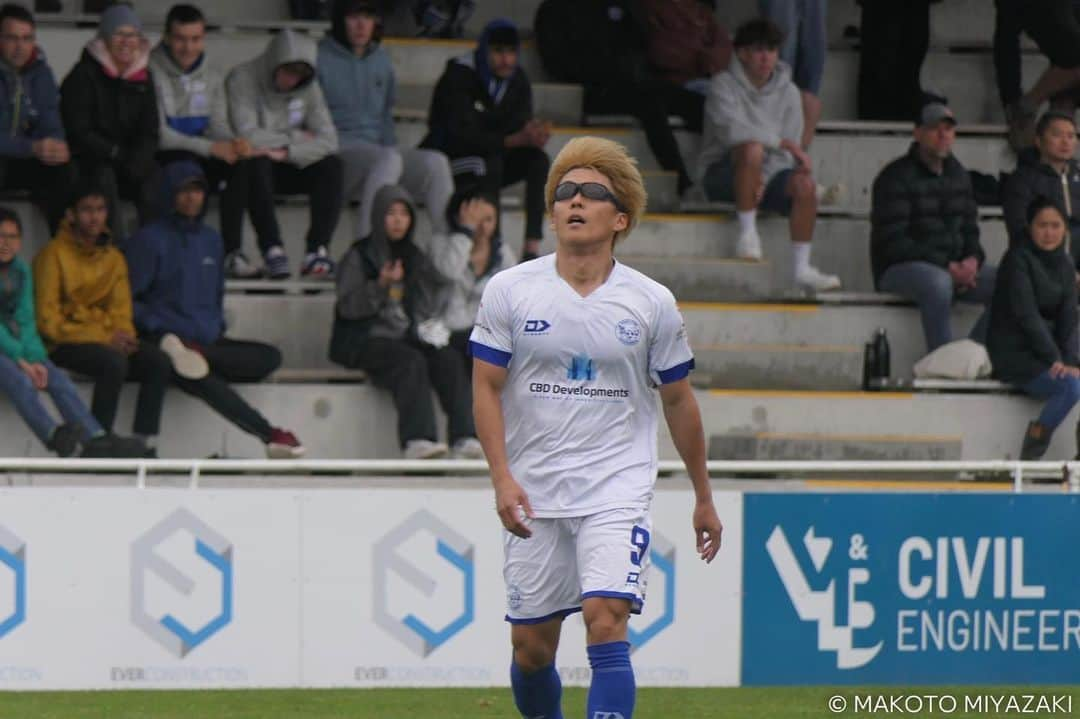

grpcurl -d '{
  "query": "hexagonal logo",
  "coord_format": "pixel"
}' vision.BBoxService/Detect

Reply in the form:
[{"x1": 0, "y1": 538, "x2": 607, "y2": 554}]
[
  {"x1": 629, "y1": 532, "x2": 674, "y2": 652},
  {"x1": 0, "y1": 525, "x2": 26, "y2": 639},
  {"x1": 130, "y1": 509, "x2": 233, "y2": 658},
  {"x1": 373, "y1": 510, "x2": 475, "y2": 657}
]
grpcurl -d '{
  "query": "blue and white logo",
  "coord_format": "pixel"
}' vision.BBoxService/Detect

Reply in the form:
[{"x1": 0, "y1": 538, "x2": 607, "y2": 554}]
[
  {"x1": 130, "y1": 509, "x2": 234, "y2": 658},
  {"x1": 615, "y1": 318, "x2": 642, "y2": 346},
  {"x1": 373, "y1": 510, "x2": 475, "y2": 657},
  {"x1": 567, "y1": 355, "x2": 596, "y2": 381},
  {"x1": 743, "y1": 494, "x2": 1080, "y2": 685},
  {"x1": 524, "y1": 319, "x2": 551, "y2": 334},
  {"x1": 0, "y1": 525, "x2": 26, "y2": 639},
  {"x1": 629, "y1": 532, "x2": 675, "y2": 653}
]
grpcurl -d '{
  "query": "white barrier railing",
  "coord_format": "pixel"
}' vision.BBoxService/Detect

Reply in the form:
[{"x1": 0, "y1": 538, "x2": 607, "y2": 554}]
[{"x1": 0, "y1": 458, "x2": 1077, "y2": 493}]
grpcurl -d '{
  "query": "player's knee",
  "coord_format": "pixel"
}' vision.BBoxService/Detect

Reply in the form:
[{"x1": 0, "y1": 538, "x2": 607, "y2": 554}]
[
  {"x1": 583, "y1": 602, "x2": 630, "y2": 644},
  {"x1": 512, "y1": 635, "x2": 556, "y2": 672},
  {"x1": 790, "y1": 172, "x2": 816, "y2": 199}
]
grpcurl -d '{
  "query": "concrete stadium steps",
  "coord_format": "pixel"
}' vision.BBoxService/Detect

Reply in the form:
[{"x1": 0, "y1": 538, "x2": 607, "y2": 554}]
[
  {"x1": 396, "y1": 80, "x2": 584, "y2": 125},
  {"x1": 617, "y1": 254, "x2": 776, "y2": 302},
  {"x1": 708, "y1": 431, "x2": 963, "y2": 462},
  {"x1": 691, "y1": 342, "x2": 863, "y2": 391},
  {"x1": 224, "y1": 293, "x2": 335, "y2": 369}
]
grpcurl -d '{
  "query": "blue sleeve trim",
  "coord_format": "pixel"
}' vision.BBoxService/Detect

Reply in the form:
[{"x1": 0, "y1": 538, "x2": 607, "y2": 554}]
[
  {"x1": 469, "y1": 340, "x2": 511, "y2": 368},
  {"x1": 657, "y1": 358, "x2": 695, "y2": 384}
]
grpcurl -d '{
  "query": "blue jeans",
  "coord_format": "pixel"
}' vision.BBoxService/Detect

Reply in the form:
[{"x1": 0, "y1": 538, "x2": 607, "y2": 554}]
[
  {"x1": 0, "y1": 354, "x2": 102, "y2": 446},
  {"x1": 1023, "y1": 371, "x2": 1080, "y2": 432},
  {"x1": 759, "y1": 0, "x2": 828, "y2": 94},
  {"x1": 879, "y1": 261, "x2": 997, "y2": 352}
]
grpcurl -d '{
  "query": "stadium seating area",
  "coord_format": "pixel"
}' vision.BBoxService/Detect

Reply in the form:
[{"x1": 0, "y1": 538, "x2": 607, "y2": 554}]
[{"x1": 1, "y1": 0, "x2": 1071, "y2": 462}]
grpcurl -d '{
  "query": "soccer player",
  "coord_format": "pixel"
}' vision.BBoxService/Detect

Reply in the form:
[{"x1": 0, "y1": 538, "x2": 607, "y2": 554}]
[{"x1": 470, "y1": 136, "x2": 723, "y2": 719}]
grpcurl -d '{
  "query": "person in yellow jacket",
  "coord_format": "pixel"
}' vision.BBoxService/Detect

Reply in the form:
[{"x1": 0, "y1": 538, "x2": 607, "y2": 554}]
[{"x1": 33, "y1": 183, "x2": 203, "y2": 454}]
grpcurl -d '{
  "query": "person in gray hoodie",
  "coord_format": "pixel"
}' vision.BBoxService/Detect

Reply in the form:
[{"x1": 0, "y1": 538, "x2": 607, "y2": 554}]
[
  {"x1": 226, "y1": 28, "x2": 343, "y2": 280},
  {"x1": 317, "y1": 0, "x2": 454, "y2": 240},
  {"x1": 150, "y1": 4, "x2": 265, "y2": 279},
  {"x1": 699, "y1": 18, "x2": 840, "y2": 293},
  {"x1": 329, "y1": 184, "x2": 482, "y2": 460}
]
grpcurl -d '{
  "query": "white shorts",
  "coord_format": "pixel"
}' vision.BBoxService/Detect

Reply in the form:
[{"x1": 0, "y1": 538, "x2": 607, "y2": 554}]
[{"x1": 503, "y1": 506, "x2": 652, "y2": 624}]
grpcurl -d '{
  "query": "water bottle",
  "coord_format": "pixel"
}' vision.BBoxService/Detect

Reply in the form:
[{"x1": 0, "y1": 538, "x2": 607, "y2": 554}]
[
  {"x1": 862, "y1": 339, "x2": 877, "y2": 391},
  {"x1": 872, "y1": 328, "x2": 891, "y2": 383}
]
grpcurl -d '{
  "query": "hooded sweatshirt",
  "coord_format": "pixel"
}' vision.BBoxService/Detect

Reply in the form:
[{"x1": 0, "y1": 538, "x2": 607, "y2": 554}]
[
  {"x1": 226, "y1": 29, "x2": 338, "y2": 168},
  {"x1": 330, "y1": 185, "x2": 449, "y2": 366},
  {"x1": 0, "y1": 257, "x2": 47, "y2": 362},
  {"x1": 698, "y1": 55, "x2": 802, "y2": 185},
  {"x1": 149, "y1": 43, "x2": 233, "y2": 157},
  {"x1": 988, "y1": 228, "x2": 1079, "y2": 385},
  {"x1": 60, "y1": 36, "x2": 158, "y2": 174},
  {"x1": 32, "y1": 219, "x2": 135, "y2": 346},
  {"x1": 419, "y1": 19, "x2": 532, "y2": 159},
  {"x1": 0, "y1": 46, "x2": 65, "y2": 158},
  {"x1": 316, "y1": 16, "x2": 396, "y2": 147},
  {"x1": 124, "y1": 161, "x2": 225, "y2": 345}
]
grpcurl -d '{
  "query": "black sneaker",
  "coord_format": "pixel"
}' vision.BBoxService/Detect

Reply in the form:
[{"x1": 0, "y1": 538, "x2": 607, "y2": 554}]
[
  {"x1": 47, "y1": 423, "x2": 81, "y2": 457},
  {"x1": 81, "y1": 434, "x2": 147, "y2": 458}
]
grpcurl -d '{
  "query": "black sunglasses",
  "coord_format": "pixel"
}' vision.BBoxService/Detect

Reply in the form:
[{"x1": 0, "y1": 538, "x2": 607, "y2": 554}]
[{"x1": 553, "y1": 181, "x2": 627, "y2": 212}]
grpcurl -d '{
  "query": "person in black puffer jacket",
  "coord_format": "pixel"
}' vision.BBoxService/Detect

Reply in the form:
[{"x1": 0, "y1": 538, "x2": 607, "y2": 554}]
[
  {"x1": 989, "y1": 196, "x2": 1080, "y2": 460},
  {"x1": 871, "y1": 101, "x2": 995, "y2": 354},
  {"x1": 1002, "y1": 111, "x2": 1080, "y2": 269}
]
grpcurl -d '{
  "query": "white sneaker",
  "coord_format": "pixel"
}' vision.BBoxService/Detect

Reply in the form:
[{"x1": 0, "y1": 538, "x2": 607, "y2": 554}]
[
  {"x1": 403, "y1": 439, "x2": 449, "y2": 460},
  {"x1": 795, "y1": 265, "x2": 842, "y2": 292},
  {"x1": 815, "y1": 182, "x2": 846, "y2": 206},
  {"x1": 451, "y1": 437, "x2": 485, "y2": 459},
  {"x1": 160, "y1": 334, "x2": 209, "y2": 380},
  {"x1": 735, "y1": 228, "x2": 763, "y2": 260}
]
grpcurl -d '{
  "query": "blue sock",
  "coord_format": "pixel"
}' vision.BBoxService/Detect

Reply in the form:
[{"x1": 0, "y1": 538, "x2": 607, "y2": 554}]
[
  {"x1": 510, "y1": 660, "x2": 563, "y2": 719},
  {"x1": 586, "y1": 641, "x2": 635, "y2": 719}
]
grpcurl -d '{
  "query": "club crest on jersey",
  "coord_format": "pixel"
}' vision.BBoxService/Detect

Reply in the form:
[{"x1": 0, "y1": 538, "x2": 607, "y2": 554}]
[
  {"x1": 615, "y1": 318, "x2": 642, "y2": 346},
  {"x1": 524, "y1": 319, "x2": 552, "y2": 334}
]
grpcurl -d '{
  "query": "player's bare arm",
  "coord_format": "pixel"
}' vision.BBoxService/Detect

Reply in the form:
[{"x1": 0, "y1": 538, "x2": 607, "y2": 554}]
[
  {"x1": 660, "y1": 377, "x2": 723, "y2": 563},
  {"x1": 473, "y1": 358, "x2": 534, "y2": 538}
]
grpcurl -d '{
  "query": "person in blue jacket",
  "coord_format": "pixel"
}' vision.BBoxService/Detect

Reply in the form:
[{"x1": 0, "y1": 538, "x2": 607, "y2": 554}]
[
  {"x1": 0, "y1": 3, "x2": 73, "y2": 232},
  {"x1": 124, "y1": 161, "x2": 306, "y2": 459}
]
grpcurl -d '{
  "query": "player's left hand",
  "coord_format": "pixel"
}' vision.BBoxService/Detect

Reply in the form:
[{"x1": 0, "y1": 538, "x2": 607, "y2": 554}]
[{"x1": 693, "y1": 499, "x2": 723, "y2": 563}]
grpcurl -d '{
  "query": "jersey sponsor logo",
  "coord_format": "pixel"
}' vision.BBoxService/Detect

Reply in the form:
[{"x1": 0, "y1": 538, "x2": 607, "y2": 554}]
[
  {"x1": 524, "y1": 319, "x2": 552, "y2": 334},
  {"x1": 615, "y1": 318, "x2": 642, "y2": 346},
  {"x1": 567, "y1": 355, "x2": 595, "y2": 381}
]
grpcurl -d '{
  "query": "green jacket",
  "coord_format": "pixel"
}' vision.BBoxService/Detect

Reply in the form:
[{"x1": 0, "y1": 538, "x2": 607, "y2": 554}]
[{"x1": 0, "y1": 257, "x2": 48, "y2": 362}]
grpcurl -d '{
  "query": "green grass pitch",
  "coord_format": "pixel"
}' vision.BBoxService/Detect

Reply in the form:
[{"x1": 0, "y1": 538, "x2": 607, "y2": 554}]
[{"x1": 3, "y1": 687, "x2": 1078, "y2": 718}]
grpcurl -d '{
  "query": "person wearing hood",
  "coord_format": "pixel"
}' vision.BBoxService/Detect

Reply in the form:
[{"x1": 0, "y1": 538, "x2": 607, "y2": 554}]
[
  {"x1": 420, "y1": 18, "x2": 550, "y2": 262},
  {"x1": 699, "y1": 18, "x2": 841, "y2": 292},
  {"x1": 125, "y1": 161, "x2": 306, "y2": 459},
  {"x1": 0, "y1": 3, "x2": 73, "y2": 233},
  {"x1": 0, "y1": 205, "x2": 145, "y2": 458},
  {"x1": 988, "y1": 196, "x2": 1080, "y2": 460},
  {"x1": 317, "y1": 0, "x2": 454, "y2": 242},
  {"x1": 59, "y1": 2, "x2": 159, "y2": 242},
  {"x1": 329, "y1": 184, "x2": 483, "y2": 460},
  {"x1": 427, "y1": 189, "x2": 511, "y2": 371},
  {"x1": 1003, "y1": 111, "x2": 1080, "y2": 268},
  {"x1": 33, "y1": 182, "x2": 178, "y2": 454},
  {"x1": 150, "y1": 4, "x2": 264, "y2": 280},
  {"x1": 226, "y1": 28, "x2": 344, "y2": 281},
  {"x1": 871, "y1": 102, "x2": 996, "y2": 355}
]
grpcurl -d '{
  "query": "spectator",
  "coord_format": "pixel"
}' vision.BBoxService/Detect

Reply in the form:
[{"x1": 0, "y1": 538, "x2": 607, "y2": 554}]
[
  {"x1": 429, "y1": 189, "x2": 512, "y2": 369},
  {"x1": 988, "y1": 196, "x2": 1080, "y2": 460},
  {"x1": 226, "y1": 29, "x2": 344, "y2": 280},
  {"x1": 317, "y1": 0, "x2": 454, "y2": 240},
  {"x1": 856, "y1": 0, "x2": 938, "y2": 121},
  {"x1": 60, "y1": 2, "x2": 159, "y2": 242},
  {"x1": 760, "y1": 0, "x2": 825, "y2": 148},
  {"x1": 535, "y1": 0, "x2": 702, "y2": 198},
  {"x1": 33, "y1": 183, "x2": 180, "y2": 455},
  {"x1": 421, "y1": 19, "x2": 549, "y2": 262},
  {"x1": 0, "y1": 3, "x2": 72, "y2": 232},
  {"x1": 329, "y1": 184, "x2": 483, "y2": 460},
  {"x1": 699, "y1": 18, "x2": 841, "y2": 292},
  {"x1": 1003, "y1": 111, "x2": 1080, "y2": 266},
  {"x1": 411, "y1": 0, "x2": 475, "y2": 38},
  {"x1": 150, "y1": 3, "x2": 264, "y2": 280},
  {"x1": 871, "y1": 102, "x2": 996, "y2": 354},
  {"x1": 0, "y1": 206, "x2": 144, "y2": 457},
  {"x1": 643, "y1": 0, "x2": 730, "y2": 92},
  {"x1": 125, "y1": 161, "x2": 305, "y2": 458}
]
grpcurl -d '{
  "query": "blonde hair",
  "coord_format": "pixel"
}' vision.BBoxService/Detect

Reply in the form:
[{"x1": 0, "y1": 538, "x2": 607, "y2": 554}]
[{"x1": 545, "y1": 136, "x2": 647, "y2": 244}]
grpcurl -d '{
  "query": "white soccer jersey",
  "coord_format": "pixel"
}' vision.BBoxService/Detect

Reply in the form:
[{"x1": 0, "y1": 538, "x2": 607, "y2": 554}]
[{"x1": 470, "y1": 254, "x2": 694, "y2": 518}]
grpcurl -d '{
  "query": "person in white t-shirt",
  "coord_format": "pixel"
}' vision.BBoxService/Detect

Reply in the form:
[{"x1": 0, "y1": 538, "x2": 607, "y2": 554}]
[{"x1": 470, "y1": 136, "x2": 723, "y2": 719}]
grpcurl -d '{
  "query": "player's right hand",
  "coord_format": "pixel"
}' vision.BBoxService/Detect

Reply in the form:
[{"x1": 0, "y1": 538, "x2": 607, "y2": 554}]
[{"x1": 494, "y1": 477, "x2": 534, "y2": 539}]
